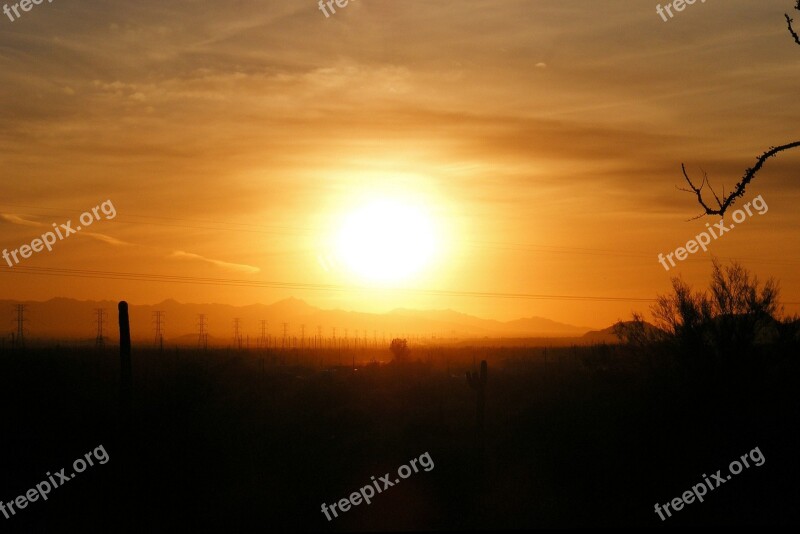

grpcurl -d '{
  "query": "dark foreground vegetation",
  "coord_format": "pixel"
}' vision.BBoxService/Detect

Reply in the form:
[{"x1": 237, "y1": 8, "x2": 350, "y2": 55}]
[
  {"x1": 0, "y1": 343, "x2": 797, "y2": 530},
  {"x1": 1, "y1": 265, "x2": 798, "y2": 531}
]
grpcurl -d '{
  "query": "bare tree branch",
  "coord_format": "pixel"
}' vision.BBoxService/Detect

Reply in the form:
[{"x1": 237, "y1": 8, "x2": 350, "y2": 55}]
[
  {"x1": 788, "y1": 1, "x2": 800, "y2": 46},
  {"x1": 679, "y1": 8, "x2": 800, "y2": 219},
  {"x1": 680, "y1": 141, "x2": 800, "y2": 218}
]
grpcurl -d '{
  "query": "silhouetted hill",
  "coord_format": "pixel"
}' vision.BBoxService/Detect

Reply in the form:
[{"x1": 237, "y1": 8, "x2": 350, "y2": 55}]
[
  {"x1": 582, "y1": 320, "x2": 665, "y2": 344},
  {"x1": 582, "y1": 325, "x2": 622, "y2": 344},
  {"x1": 504, "y1": 316, "x2": 592, "y2": 336}
]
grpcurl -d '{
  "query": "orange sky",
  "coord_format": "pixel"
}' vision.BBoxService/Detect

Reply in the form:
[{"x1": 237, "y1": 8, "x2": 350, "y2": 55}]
[{"x1": 1, "y1": 0, "x2": 799, "y2": 329}]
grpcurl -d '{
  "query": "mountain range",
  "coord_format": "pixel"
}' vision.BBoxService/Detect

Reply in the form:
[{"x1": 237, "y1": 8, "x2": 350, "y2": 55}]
[{"x1": 0, "y1": 297, "x2": 597, "y2": 345}]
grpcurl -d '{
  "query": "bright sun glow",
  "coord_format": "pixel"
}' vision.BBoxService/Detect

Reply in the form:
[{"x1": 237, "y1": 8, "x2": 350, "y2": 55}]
[{"x1": 335, "y1": 198, "x2": 438, "y2": 283}]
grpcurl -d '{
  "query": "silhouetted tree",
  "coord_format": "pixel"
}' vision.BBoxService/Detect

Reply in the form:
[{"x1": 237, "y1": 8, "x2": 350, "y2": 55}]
[
  {"x1": 389, "y1": 338, "x2": 409, "y2": 363},
  {"x1": 706, "y1": 259, "x2": 781, "y2": 360},
  {"x1": 651, "y1": 276, "x2": 712, "y2": 358}
]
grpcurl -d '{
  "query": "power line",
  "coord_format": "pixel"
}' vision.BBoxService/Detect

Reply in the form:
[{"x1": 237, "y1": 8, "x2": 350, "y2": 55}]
[
  {"x1": 0, "y1": 265, "x2": 656, "y2": 303},
  {"x1": 3, "y1": 264, "x2": 800, "y2": 305}
]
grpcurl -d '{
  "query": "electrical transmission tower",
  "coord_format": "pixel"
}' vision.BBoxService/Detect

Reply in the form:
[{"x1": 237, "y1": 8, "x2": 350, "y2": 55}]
[
  {"x1": 317, "y1": 325, "x2": 322, "y2": 349},
  {"x1": 260, "y1": 320, "x2": 267, "y2": 349},
  {"x1": 153, "y1": 311, "x2": 165, "y2": 351},
  {"x1": 13, "y1": 304, "x2": 26, "y2": 349},
  {"x1": 197, "y1": 314, "x2": 208, "y2": 350},
  {"x1": 301, "y1": 324, "x2": 305, "y2": 349},
  {"x1": 95, "y1": 308, "x2": 107, "y2": 349},
  {"x1": 233, "y1": 318, "x2": 243, "y2": 350},
  {"x1": 282, "y1": 322, "x2": 288, "y2": 349}
]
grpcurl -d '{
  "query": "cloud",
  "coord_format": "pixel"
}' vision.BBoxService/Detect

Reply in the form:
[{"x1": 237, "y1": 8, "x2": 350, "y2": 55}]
[
  {"x1": 169, "y1": 250, "x2": 260, "y2": 274},
  {"x1": 82, "y1": 232, "x2": 132, "y2": 247},
  {"x1": 0, "y1": 214, "x2": 45, "y2": 227}
]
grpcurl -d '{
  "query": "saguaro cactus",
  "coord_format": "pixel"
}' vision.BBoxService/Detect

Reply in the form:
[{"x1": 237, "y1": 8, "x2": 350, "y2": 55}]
[{"x1": 466, "y1": 360, "x2": 488, "y2": 435}]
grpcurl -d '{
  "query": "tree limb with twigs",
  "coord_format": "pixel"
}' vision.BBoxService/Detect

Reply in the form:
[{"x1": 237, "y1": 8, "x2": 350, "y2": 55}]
[
  {"x1": 787, "y1": 1, "x2": 800, "y2": 46},
  {"x1": 678, "y1": 142, "x2": 800, "y2": 219},
  {"x1": 677, "y1": 5, "x2": 800, "y2": 218}
]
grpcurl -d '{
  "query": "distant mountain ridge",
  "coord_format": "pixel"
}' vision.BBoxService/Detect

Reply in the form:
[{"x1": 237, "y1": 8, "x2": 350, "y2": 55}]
[
  {"x1": 0, "y1": 297, "x2": 594, "y2": 345},
  {"x1": 390, "y1": 308, "x2": 592, "y2": 336}
]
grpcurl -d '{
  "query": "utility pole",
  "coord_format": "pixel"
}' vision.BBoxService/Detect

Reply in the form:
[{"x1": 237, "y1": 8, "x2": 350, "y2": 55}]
[
  {"x1": 95, "y1": 308, "x2": 107, "y2": 349},
  {"x1": 153, "y1": 311, "x2": 165, "y2": 352},
  {"x1": 301, "y1": 324, "x2": 306, "y2": 349},
  {"x1": 197, "y1": 314, "x2": 208, "y2": 350},
  {"x1": 317, "y1": 325, "x2": 322, "y2": 349}
]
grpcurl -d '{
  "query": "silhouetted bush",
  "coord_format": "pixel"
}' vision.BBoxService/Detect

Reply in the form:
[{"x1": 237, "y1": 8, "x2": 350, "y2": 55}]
[{"x1": 617, "y1": 259, "x2": 789, "y2": 370}]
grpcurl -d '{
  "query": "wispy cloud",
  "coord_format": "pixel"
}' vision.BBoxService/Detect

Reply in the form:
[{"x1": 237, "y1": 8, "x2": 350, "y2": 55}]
[
  {"x1": 169, "y1": 250, "x2": 260, "y2": 274},
  {"x1": 0, "y1": 214, "x2": 45, "y2": 227},
  {"x1": 82, "y1": 232, "x2": 132, "y2": 247}
]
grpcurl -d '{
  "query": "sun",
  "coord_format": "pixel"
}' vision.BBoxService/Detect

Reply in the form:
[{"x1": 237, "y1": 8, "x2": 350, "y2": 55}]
[{"x1": 334, "y1": 198, "x2": 438, "y2": 283}]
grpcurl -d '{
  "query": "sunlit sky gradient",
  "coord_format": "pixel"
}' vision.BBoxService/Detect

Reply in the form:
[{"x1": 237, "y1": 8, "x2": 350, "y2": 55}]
[{"x1": 1, "y1": 0, "x2": 799, "y2": 328}]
